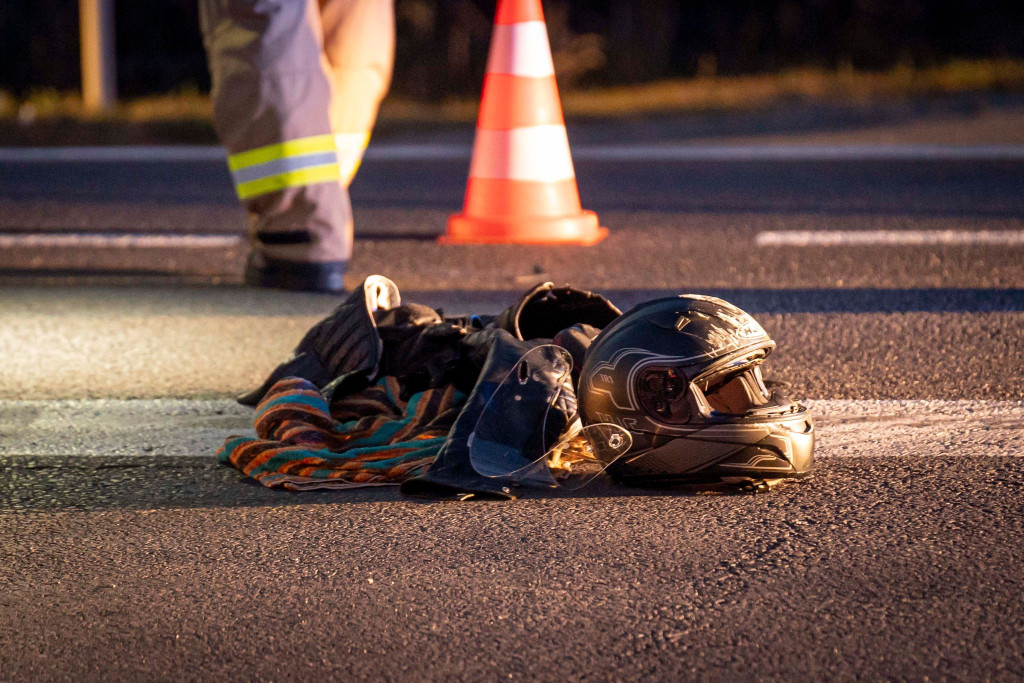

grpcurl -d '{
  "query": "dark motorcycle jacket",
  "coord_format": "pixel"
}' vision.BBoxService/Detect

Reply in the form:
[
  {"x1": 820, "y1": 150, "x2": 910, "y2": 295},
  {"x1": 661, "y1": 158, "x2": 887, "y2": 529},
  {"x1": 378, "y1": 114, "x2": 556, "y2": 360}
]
[{"x1": 230, "y1": 277, "x2": 621, "y2": 499}]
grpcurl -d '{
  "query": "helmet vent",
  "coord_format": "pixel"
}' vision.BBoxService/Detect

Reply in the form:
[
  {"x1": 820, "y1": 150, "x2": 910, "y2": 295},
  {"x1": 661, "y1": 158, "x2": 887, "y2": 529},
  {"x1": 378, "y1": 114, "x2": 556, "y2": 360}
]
[{"x1": 517, "y1": 360, "x2": 530, "y2": 385}]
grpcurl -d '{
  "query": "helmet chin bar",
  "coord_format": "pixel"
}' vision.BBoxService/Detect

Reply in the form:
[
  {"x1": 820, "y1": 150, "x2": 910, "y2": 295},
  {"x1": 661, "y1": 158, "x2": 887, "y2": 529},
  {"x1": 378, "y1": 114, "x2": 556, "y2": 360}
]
[
  {"x1": 624, "y1": 363, "x2": 814, "y2": 484},
  {"x1": 615, "y1": 414, "x2": 815, "y2": 485}
]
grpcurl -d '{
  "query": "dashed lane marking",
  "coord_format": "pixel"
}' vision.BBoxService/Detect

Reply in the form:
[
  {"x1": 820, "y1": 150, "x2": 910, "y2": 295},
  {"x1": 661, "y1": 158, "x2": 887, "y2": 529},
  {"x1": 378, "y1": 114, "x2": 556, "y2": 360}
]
[
  {"x1": 571, "y1": 144, "x2": 1024, "y2": 162},
  {"x1": 0, "y1": 233, "x2": 242, "y2": 249},
  {"x1": 0, "y1": 146, "x2": 226, "y2": 163},
  {"x1": 756, "y1": 230, "x2": 1024, "y2": 247}
]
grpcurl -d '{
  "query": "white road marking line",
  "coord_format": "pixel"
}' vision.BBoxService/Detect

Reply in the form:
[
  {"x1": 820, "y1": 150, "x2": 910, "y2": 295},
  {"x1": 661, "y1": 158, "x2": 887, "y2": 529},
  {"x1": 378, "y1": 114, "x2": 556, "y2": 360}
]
[
  {"x1": 756, "y1": 230, "x2": 1024, "y2": 247},
  {"x1": 0, "y1": 399, "x2": 254, "y2": 457},
  {"x1": 572, "y1": 144, "x2": 1024, "y2": 161},
  {"x1": 0, "y1": 145, "x2": 227, "y2": 162},
  {"x1": 805, "y1": 399, "x2": 1024, "y2": 459},
  {"x1": 5, "y1": 229, "x2": 1022, "y2": 251},
  {"x1": 0, "y1": 233, "x2": 242, "y2": 249},
  {"x1": 2, "y1": 143, "x2": 1024, "y2": 164},
  {"x1": 0, "y1": 399, "x2": 1020, "y2": 458},
  {"x1": 367, "y1": 144, "x2": 468, "y2": 160}
]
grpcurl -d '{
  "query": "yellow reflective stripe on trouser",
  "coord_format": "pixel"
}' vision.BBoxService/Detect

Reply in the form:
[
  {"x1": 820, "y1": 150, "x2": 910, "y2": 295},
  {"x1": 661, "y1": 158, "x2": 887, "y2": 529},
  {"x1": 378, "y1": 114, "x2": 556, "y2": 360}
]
[
  {"x1": 227, "y1": 134, "x2": 337, "y2": 172},
  {"x1": 228, "y1": 134, "x2": 341, "y2": 200},
  {"x1": 234, "y1": 163, "x2": 341, "y2": 200}
]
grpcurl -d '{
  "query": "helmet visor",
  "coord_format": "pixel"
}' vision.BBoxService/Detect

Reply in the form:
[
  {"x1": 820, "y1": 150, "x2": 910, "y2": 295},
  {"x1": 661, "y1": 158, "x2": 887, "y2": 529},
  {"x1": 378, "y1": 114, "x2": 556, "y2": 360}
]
[
  {"x1": 469, "y1": 344, "x2": 633, "y2": 489},
  {"x1": 638, "y1": 363, "x2": 801, "y2": 425},
  {"x1": 700, "y1": 365, "x2": 802, "y2": 418}
]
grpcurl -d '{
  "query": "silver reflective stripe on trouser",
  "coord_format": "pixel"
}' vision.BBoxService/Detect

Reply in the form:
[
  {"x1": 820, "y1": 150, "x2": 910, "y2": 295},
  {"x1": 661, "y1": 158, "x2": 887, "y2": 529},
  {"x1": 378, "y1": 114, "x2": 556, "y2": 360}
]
[{"x1": 228, "y1": 134, "x2": 341, "y2": 200}]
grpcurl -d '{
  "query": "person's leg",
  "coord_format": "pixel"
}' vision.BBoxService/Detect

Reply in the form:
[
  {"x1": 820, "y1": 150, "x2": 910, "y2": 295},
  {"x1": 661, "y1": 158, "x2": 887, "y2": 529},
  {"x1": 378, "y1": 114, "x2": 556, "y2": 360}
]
[
  {"x1": 200, "y1": 0, "x2": 352, "y2": 291},
  {"x1": 319, "y1": 0, "x2": 395, "y2": 187}
]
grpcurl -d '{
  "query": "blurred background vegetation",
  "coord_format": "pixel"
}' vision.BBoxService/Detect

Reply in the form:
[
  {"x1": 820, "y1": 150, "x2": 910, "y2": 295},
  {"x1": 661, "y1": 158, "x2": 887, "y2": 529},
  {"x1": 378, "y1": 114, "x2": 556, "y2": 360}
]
[{"x1": 1, "y1": 0, "x2": 1023, "y2": 124}]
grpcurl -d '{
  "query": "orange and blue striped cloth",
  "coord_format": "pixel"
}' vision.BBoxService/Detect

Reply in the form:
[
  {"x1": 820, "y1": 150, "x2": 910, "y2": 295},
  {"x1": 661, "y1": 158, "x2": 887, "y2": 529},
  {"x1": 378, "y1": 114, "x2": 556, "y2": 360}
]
[{"x1": 217, "y1": 376, "x2": 465, "y2": 490}]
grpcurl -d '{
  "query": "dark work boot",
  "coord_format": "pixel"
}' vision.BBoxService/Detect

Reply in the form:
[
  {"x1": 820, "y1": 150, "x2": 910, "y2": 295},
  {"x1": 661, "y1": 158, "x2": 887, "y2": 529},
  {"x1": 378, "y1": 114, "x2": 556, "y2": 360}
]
[{"x1": 243, "y1": 252, "x2": 347, "y2": 293}]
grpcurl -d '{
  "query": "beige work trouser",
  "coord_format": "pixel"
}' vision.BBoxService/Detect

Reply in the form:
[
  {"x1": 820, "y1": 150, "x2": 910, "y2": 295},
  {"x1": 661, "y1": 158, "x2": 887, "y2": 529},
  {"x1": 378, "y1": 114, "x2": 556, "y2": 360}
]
[{"x1": 200, "y1": 0, "x2": 394, "y2": 264}]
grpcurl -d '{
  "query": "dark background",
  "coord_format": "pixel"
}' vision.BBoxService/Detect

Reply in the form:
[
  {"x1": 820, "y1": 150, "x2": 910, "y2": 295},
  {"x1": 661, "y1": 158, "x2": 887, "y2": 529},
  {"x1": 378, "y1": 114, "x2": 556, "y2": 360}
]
[{"x1": 2, "y1": 0, "x2": 1024, "y2": 99}]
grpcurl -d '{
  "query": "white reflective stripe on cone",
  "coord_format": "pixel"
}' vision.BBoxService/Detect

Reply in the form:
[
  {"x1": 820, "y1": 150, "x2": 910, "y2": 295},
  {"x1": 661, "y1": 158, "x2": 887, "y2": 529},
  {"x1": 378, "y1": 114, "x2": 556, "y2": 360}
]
[
  {"x1": 468, "y1": 125, "x2": 576, "y2": 182},
  {"x1": 485, "y1": 22, "x2": 556, "y2": 77}
]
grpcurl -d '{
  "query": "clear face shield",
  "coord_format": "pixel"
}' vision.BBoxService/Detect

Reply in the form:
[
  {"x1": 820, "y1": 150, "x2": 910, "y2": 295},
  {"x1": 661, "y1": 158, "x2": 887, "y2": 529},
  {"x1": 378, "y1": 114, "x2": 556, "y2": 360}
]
[
  {"x1": 637, "y1": 357, "x2": 804, "y2": 426},
  {"x1": 468, "y1": 345, "x2": 633, "y2": 490}
]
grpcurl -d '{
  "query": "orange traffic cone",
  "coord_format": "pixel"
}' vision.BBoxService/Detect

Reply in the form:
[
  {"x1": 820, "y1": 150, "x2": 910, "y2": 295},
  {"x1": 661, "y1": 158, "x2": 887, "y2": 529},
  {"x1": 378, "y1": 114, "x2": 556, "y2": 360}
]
[{"x1": 440, "y1": 0, "x2": 606, "y2": 245}]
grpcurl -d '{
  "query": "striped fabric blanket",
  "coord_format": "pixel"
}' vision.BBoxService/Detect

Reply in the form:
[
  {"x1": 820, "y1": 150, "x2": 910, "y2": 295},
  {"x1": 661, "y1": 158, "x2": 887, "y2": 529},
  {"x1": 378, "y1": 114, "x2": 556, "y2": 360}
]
[{"x1": 218, "y1": 376, "x2": 465, "y2": 490}]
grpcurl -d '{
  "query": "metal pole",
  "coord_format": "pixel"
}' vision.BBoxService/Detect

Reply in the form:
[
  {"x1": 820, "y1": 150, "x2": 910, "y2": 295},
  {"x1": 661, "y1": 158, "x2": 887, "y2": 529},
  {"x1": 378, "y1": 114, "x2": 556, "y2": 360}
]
[{"x1": 79, "y1": 0, "x2": 116, "y2": 112}]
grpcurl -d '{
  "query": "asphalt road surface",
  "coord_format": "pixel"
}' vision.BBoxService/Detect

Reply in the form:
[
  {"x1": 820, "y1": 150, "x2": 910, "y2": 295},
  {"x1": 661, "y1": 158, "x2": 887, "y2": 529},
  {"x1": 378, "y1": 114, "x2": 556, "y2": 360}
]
[{"x1": 1, "y1": 108, "x2": 1023, "y2": 680}]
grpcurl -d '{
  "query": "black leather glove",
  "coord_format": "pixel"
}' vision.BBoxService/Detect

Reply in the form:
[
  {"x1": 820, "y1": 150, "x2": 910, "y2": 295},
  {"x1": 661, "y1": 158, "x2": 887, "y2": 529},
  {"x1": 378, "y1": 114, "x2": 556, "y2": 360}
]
[
  {"x1": 494, "y1": 281, "x2": 621, "y2": 340},
  {"x1": 237, "y1": 275, "x2": 401, "y2": 406}
]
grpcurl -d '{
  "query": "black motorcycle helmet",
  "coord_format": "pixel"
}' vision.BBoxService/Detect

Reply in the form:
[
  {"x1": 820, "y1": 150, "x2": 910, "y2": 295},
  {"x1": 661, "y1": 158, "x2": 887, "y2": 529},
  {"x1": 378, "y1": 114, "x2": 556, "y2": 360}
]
[{"x1": 578, "y1": 295, "x2": 814, "y2": 486}]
